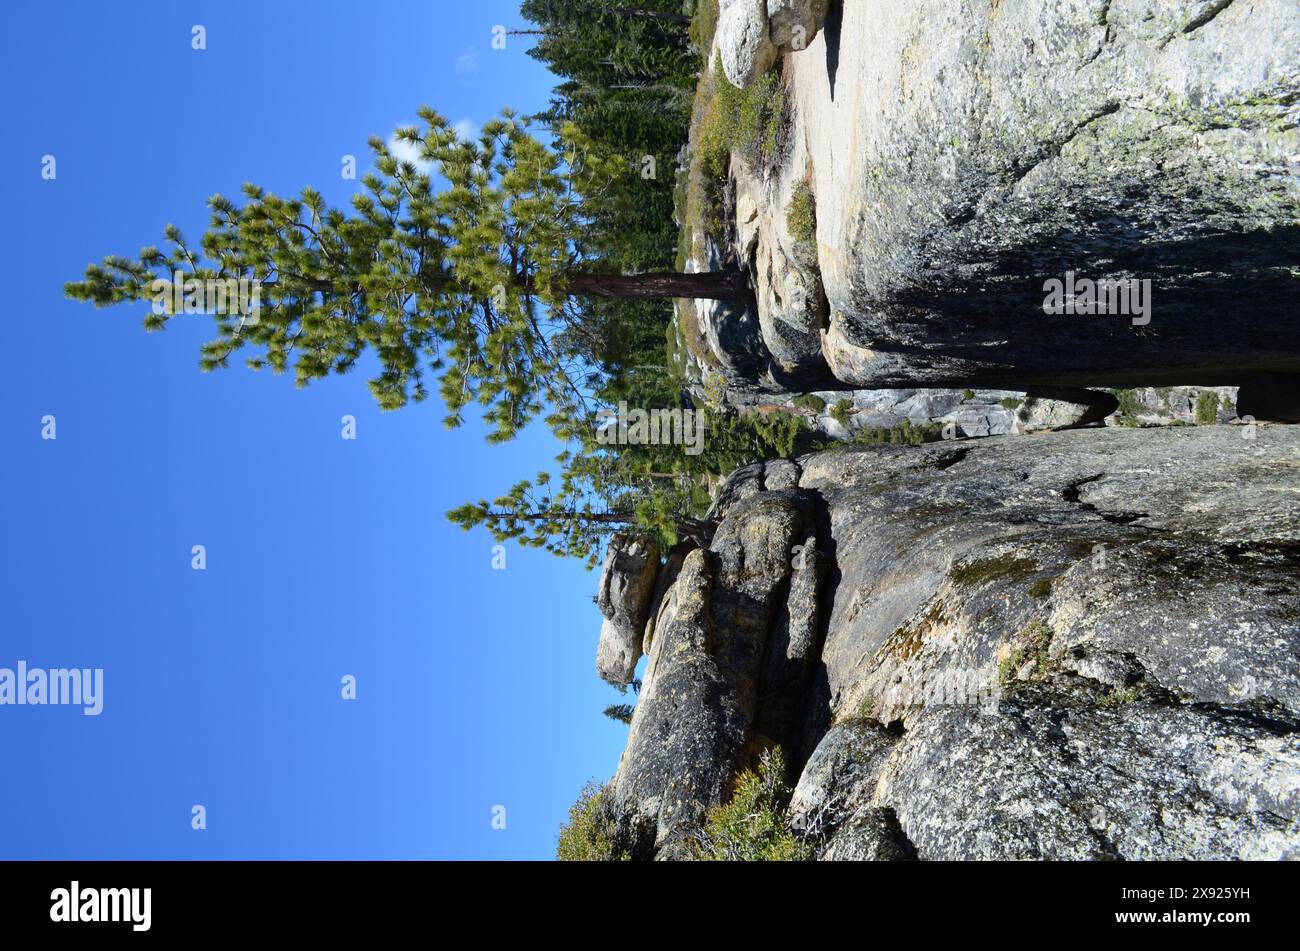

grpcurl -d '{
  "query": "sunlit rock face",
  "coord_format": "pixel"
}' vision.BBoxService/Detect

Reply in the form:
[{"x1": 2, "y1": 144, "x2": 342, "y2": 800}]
[
  {"x1": 717, "y1": 0, "x2": 1300, "y2": 394},
  {"x1": 606, "y1": 427, "x2": 1300, "y2": 859}
]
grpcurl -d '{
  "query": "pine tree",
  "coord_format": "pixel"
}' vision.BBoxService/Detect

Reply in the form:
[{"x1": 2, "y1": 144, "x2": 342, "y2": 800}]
[
  {"x1": 603, "y1": 704, "x2": 636, "y2": 725},
  {"x1": 66, "y1": 7, "x2": 798, "y2": 568},
  {"x1": 66, "y1": 110, "x2": 747, "y2": 443}
]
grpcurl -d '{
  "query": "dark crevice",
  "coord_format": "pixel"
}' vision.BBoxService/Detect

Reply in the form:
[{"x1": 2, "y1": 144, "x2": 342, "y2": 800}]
[
  {"x1": 1183, "y1": 0, "x2": 1236, "y2": 34},
  {"x1": 793, "y1": 483, "x2": 841, "y2": 767},
  {"x1": 883, "y1": 807, "x2": 919, "y2": 860},
  {"x1": 1061, "y1": 473, "x2": 1103, "y2": 505},
  {"x1": 1063, "y1": 645, "x2": 1300, "y2": 734},
  {"x1": 929, "y1": 447, "x2": 970, "y2": 471},
  {"x1": 1008, "y1": 101, "x2": 1122, "y2": 184},
  {"x1": 1061, "y1": 473, "x2": 1148, "y2": 524},
  {"x1": 1185, "y1": 701, "x2": 1300, "y2": 736}
]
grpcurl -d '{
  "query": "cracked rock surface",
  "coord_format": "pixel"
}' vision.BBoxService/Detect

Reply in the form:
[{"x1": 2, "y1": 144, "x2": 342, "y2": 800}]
[
  {"x1": 722, "y1": 0, "x2": 1300, "y2": 389},
  {"x1": 608, "y1": 426, "x2": 1300, "y2": 859}
]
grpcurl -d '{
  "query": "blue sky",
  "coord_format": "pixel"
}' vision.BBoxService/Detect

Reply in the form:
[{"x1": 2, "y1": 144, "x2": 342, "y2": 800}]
[{"x1": 0, "y1": 0, "x2": 633, "y2": 859}]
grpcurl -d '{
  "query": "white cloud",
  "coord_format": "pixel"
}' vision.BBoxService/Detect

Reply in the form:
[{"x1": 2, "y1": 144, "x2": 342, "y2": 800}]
[
  {"x1": 452, "y1": 119, "x2": 479, "y2": 142},
  {"x1": 386, "y1": 131, "x2": 432, "y2": 173},
  {"x1": 383, "y1": 119, "x2": 476, "y2": 176},
  {"x1": 454, "y1": 49, "x2": 480, "y2": 75}
]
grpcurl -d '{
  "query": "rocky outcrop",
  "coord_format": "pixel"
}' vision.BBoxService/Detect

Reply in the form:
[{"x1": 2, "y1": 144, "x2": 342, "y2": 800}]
[
  {"x1": 595, "y1": 534, "x2": 660, "y2": 685},
  {"x1": 602, "y1": 0, "x2": 1300, "y2": 861},
  {"x1": 1106, "y1": 385, "x2": 1239, "y2": 426},
  {"x1": 722, "y1": 385, "x2": 1119, "y2": 440},
  {"x1": 602, "y1": 426, "x2": 1300, "y2": 859},
  {"x1": 611, "y1": 469, "x2": 821, "y2": 855},
  {"x1": 1011, "y1": 387, "x2": 1117, "y2": 433},
  {"x1": 687, "y1": 234, "x2": 768, "y2": 380},
  {"x1": 718, "y1": 0, "x2": 830, "y2": 89},
  {"x1": 717, "y1": 0, "x2": 776, "y2": 89},
  {"x1": 712, "y1": 0, "x2": 1300, "y2": 395},
  {"x1": 767, "y1": 0, "x2": 829, "y2": 53},
  {"x1": 736, "y1": 177, "x2": 829, "y2": 383}
]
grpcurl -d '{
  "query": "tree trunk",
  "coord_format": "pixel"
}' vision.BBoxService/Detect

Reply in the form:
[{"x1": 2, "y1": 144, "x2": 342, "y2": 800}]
[
  {"x1": 611, "y1": 8, "x2": 693, "y2": 23},
  {"x1": 564, "y1": 268, "x2": 751, "y2": 302},
  {"x1": 487, "y1": 509, "x2": 713, "y2": 543}
]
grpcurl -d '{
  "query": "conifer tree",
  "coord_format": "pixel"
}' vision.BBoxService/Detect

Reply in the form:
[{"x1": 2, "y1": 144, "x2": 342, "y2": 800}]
[
  {"x1": 603, "y1": 704, "x2": 635, "y2": 725},
  {"x1": 67, "y1": 110, "x2": 747, "y2": 443}
]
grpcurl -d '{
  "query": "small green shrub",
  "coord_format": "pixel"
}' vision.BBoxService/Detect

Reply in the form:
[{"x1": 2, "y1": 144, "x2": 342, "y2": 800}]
[
  {"x1": 687, "y1": 52, "x2": 785, "y2": 239},
  {"x1": 999, "y1": 619, "x2": 1054, "y2": 687},
  {"x1": 1000, "y1": 397, "x2": 1022, "y2": 411},
  {"x1": 998, "y1": 648, "x2": 1026, "y2": 687},
  {"x1": 792, "y1": 393, "x2": 826, "y2": 414},
  {"x1": 1113, "y1": 388, "x2": 1142, "y2": 418},
  {"x1": 830, "y1": 399, "x2": 855, "y2": 427},
  {"x1": 962, "y1": 389, "x2": 976, "y2": 401},
  {"x1": 696, "y1": 748, "x2": 812, "y2": 861},
  {"x1": 786, "y1": 181, "x2": 817, "y2": 247},
  {"x1": 1099, "y1": 685, "x2": 1140, "y2": 708},
  {"x1": 701, "y1": 61, "x2": 785, "y2": 175},
  {"x1": 690, "y1": 0, "x2": 720, "y2": 66},
  {"x1": 1195, "y1": 390, "x2": 1221, "y2": 424},
  {"x1": 748, "y1": 410, "x2": 805, "y2": 457},
  {"x1": 854, "y1": 418, "x2": 944, "y2": 447},
  {"x1": 557, "y1": 782, "x2": 652, "y2": 861}
]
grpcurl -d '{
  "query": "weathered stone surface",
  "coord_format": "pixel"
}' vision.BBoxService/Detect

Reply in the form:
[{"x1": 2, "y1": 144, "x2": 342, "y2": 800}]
[
  {"x1": 800, "y1": 426, "x2": 1300, "y2": 727},
  {"x1": 754, "y1": 521, "x2": 823, "y2": 754},
  {"x1": 722, "y1": 0, "x2": 1300, "y2": 389},
  {"x1": 689, "y1": 235, "x2": 767, "y2": 378},
  {"x1": 762, "y1": 457, "x2": 802, "y2": 491},
  {"x1": 875, "y1": 687, "x2": 1300, "y2": 860},
  {"x1": 717, "y1": 0, "x2": 777, "y2": 89},
  {"x1": 595, "y1": 534, "x2": 660, "y2": 685},
  {"x1": 1012, "y1": 387, "x2": 1117, "y2": 433},
  {"x1": 752, "y1": 225, "x2": 829, "y2": 381},
  {"x1": 786, "y1": 424, "x2": 1300, "y2": 859},
  {"x1": 613, "y1": 490, "x2": 815, "y2": 851},
  {"x1": 731, "y1": 158, "x2": 833, "y2": 384},
  {"x1": 610, "y1": 425, "x2": 1300, "y2": 859},
  {"x1": 820, "y1": 807, "x2": 914, "y2": 861},
  {"x1": 642, "y1": 542, "x2": 695, "y2": 657},
  {"x1": 766, "y1": 0, "x2": 829, "y2": 52},
  {"x1": 725, "y1": 386, "x2": 1116, "y2": 440},
  {"x1": 792, "y1": 679, "x2": 1299, "y2": 861},
  {"x1": 789, "y1": 720, "x2": 897, "y2": 833},
  {"x1": 705, "y1": 458, "x2": 804, "y2": 521}
]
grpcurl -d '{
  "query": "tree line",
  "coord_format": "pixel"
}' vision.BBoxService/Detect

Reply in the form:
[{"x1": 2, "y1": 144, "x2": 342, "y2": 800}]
[{"x1": 67, "y1": 0, "x2": 802, "y2": 567}]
